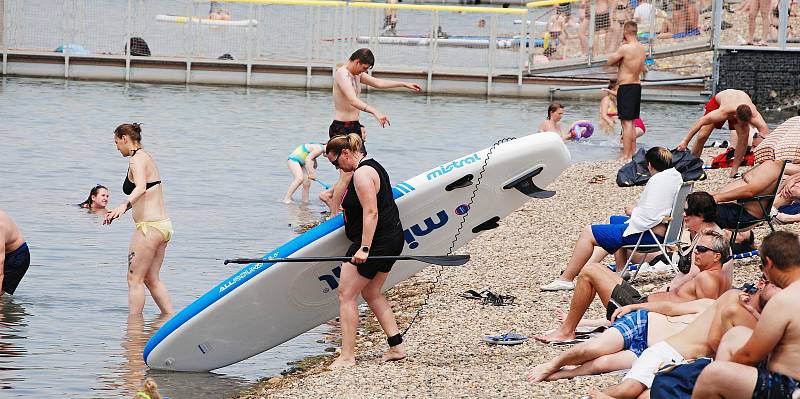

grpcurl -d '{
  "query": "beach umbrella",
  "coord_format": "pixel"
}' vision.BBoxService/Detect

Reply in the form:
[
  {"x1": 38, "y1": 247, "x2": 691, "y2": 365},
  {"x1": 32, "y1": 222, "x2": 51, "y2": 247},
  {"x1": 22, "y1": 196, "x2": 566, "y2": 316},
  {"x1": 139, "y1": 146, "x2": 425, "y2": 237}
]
[{"x1": 754, "y1": 116, "x2": 800, "y2": 164}]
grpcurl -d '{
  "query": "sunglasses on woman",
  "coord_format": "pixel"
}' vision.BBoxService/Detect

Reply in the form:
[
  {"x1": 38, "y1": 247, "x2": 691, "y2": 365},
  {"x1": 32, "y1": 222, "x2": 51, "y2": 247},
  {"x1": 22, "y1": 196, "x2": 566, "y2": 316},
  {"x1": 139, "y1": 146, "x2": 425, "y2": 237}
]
[{"x1": 329, "y1": 152, "x2": 341, "y2": 169}]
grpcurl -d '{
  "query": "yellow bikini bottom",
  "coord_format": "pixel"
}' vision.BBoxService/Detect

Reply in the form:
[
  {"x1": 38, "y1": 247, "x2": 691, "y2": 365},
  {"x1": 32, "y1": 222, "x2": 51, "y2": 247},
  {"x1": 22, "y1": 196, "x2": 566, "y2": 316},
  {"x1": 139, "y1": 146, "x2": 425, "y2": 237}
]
[{"x1": 135, "y1": 218, "x2": 173, "y2": 242}]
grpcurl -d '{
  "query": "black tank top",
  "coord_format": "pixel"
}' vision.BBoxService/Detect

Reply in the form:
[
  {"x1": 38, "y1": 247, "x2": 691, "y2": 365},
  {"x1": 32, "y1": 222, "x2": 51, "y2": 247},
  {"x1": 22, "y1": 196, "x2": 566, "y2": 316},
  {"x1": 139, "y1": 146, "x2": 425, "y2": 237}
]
[{"x1": 341, "y1": 158, "x2": 403, "y2": 243}]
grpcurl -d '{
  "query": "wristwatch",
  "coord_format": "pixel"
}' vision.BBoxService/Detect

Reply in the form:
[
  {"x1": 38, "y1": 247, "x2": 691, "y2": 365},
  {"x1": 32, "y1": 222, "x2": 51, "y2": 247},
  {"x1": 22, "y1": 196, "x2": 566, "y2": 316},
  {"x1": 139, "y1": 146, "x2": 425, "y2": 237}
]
[{"x1": 361, "y1": 246, "x2": 370, "y2": 253}]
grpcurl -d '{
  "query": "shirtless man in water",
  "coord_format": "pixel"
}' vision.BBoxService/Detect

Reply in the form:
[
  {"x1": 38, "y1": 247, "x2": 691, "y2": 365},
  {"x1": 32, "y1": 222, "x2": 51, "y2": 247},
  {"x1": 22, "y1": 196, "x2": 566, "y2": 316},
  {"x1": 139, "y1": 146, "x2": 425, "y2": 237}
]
[
  {"x1": 320, "y1": 48, "x2": 421, "y2": 215},
  {"x1": 677, "y1": 89, "x2": 770, "y2": 178},
  {"x1": 606, "y1": 21, "x2": 645, "y2": 162},
  {"x1": 1, "y1": 210, "x2": 30, "y2": 296}
]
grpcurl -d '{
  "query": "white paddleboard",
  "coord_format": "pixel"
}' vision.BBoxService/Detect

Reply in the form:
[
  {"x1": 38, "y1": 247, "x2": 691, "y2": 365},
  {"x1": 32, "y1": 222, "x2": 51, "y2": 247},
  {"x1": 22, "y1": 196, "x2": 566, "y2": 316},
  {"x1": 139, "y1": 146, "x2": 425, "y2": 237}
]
[{"x1": 144, "y1": 133, "x2": 570, "y2": 372}]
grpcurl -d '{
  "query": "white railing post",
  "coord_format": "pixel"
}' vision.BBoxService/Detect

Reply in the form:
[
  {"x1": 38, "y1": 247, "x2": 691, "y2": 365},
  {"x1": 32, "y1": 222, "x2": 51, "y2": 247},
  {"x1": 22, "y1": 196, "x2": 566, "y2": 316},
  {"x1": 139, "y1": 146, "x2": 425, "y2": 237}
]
[
  {"x1": 246, "y1": 2, "x2": 254, "y2": 86},
  {"x1": 488, "y1": 14, "x2": 497, "y2": 95},
  {"x1": 63, "y1": 0, "x2": 71, "y2": 79},
  {"x1": 711, "y1": 0, "x2": 723, "y2": 49},
  {"x1": 518, "y1": 8, "x2": 527, "y2": 86},
  {"x1": 184, "y1": 0, "x2": 194, "y2": 84},
  {"x1": 306, "y1": 6, "x2": 314, "y2": 89},
  {"x1": 587, "y1": 1, "x2": 596, "y2": 66},
  {"x1": 528, "y1": 6, "x2": 536, "y2": 73},
  {"x1": 778, "y1": 0, "x2": 788, "y2": 49},
  {"x1": 1, "y1": 0, "x2": 6, "y2": 76},
  {"x1": 125, "y1": 0, "x2": 131, "y2": 81},
  {"x1": 427, "y1": 10, "x2": 437, "y2": 94}
]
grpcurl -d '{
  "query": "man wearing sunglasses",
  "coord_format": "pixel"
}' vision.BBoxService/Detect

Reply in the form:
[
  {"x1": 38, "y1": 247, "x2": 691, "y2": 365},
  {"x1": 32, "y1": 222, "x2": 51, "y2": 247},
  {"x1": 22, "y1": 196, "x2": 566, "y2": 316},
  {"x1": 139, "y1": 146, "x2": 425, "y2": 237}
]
[
  {"x1": 693, "y1": 231, "x2": 800, "y2": 399},
  {"x1": 536, "y1": 230, "x2": 731, "y2": 344}
]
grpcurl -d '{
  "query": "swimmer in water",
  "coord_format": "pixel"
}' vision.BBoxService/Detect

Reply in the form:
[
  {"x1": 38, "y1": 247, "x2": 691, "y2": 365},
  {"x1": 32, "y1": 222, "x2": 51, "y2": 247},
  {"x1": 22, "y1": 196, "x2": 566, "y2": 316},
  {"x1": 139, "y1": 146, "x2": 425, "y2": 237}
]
[
  {"x1": 79, "y1": 184, "x2": 110, "y2": 214},
  {"x1": 284, "y1": 142, "x2": 326, "y2": 204},
  {"x1": 538, "y1": 102, "x2": 566, "y2": 135}
]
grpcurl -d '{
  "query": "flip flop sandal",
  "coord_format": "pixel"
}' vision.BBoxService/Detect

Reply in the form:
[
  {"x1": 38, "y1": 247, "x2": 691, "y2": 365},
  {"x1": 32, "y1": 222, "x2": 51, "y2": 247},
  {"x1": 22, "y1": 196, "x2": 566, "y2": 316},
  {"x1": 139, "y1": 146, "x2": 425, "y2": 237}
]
[
  {"x1": 549, "y1": 334, "x2": 593, "y2": 345},
  {"x1": 575, "y1": 325, "x2": 608, "y2": 335},
  {"x1": 459, "y1": 289, "x2": 488, "y2": 300},
  {"x1": 483, "y1": 291, "x2": 516, "y2": 306},
  {"x1": 483, "y1": 332, "x2": 528, "y2": 345}
]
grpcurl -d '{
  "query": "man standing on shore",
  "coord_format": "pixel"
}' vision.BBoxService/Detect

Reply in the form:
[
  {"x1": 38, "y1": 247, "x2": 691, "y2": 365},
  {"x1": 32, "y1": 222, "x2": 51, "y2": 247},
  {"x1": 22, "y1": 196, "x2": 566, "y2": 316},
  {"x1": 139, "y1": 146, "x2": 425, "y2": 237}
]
[
  {"x1": 320, "y1": 48, "x2": 421, "y2": 215},
  {"x1": 1, "y1": 209, "x2": 30, "y2": 296},
  {"x1": 606, "y1": 21, "x2": 645, "y2": 162},
  {"x1": 677, "y1": 89, "x2": 770, "y2": 178}
]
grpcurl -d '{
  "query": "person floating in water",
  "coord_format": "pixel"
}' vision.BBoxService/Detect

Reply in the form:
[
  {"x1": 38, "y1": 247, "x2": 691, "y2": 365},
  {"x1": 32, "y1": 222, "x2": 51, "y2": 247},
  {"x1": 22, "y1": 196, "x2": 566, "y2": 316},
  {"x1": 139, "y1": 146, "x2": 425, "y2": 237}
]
[{"x1": 79, "y1": 184, "x2": 110, "y2": 214}]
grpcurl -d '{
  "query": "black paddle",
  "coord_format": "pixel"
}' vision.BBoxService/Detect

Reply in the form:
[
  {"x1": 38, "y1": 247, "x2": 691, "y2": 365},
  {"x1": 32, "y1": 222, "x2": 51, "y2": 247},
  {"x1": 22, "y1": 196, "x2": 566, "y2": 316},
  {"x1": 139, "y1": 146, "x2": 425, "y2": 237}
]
[{"x1": 223, "y1": 255, "x2": 470, "y2": 266}]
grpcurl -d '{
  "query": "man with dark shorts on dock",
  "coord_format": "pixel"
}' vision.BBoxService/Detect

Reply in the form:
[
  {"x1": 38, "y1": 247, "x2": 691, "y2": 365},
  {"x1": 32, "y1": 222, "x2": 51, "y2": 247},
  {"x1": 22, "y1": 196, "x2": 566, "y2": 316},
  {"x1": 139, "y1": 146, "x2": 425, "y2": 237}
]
[
  {"x1": 677, "y1": 89, "x2": 770, "y2": 178},
  {"x1": 321, "y1": 48, "x2": 421, "y2": 215},
  {"x1": 1, "y1": 209, "x2": 30, "y2": 296},
  {"x1": 607, "y1": 21, "x2": 645, "y2": 162}
]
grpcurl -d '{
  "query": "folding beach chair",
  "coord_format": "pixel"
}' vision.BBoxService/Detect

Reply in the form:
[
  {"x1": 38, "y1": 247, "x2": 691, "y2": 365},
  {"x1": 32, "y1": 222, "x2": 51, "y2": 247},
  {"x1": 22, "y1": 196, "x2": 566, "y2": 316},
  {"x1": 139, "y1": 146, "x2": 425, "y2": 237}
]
[
  {"x1": 619, "y1": 181, "x2": 694, "y2": 282},
  {"x1": 729, "y1": 160, "x2": 789, "y2": 246}
]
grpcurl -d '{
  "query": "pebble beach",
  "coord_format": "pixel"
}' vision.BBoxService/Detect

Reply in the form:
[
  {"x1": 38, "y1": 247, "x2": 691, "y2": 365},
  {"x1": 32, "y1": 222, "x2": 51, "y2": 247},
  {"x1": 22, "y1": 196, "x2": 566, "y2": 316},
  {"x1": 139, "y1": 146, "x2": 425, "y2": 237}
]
[{"x1": 232, "y1": 150, "x2": 792, "y2": 399}]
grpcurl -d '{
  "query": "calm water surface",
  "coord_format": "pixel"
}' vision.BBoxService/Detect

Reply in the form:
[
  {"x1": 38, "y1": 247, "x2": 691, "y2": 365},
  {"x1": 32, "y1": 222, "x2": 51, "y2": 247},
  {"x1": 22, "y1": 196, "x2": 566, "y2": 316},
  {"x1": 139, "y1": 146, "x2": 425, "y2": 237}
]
[{"x1": 0, "y1": 76, "x2": 735, "y2": 398}]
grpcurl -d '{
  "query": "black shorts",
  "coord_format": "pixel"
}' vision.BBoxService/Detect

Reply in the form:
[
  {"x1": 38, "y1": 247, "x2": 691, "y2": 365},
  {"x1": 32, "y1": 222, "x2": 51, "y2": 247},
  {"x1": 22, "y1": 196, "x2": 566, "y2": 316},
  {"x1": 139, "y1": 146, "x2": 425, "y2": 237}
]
[
  {"x1": 346, "y1": 234, "x2": 404, "y2": 280},
  {"x1": 607, "y1": 280, "x2": 646, "y2": 320},
  {"x1": 3, "y1": 242, "x2": 30, "y2": 295},
  {"x1": 329, "y1": 120, "x2": 366, "y2": 154},
  {"x1": 753, "y1": 360, "x2": 799, "y2": 399},
  {"x1": 617, "y1": 84, "x2": 642, "y2": 120},
  {"x1": 715, "y1": 202, "x2": 761, "y2": 230}
]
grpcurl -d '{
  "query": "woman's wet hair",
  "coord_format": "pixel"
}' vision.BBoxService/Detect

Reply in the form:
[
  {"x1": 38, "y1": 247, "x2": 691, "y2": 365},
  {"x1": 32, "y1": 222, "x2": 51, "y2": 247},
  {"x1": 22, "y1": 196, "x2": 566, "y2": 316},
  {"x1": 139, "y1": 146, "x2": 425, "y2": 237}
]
[
  {"x1": 114, "y1": 122, "x2": 142, "y2": 142},
  {"x1": 326, "y1": 133, "x2": 363, "y2": 156},
  {"x1": 607, "y1": 79, "x2": 618, "y2": 90},
  {"x1": 79, "y1": 184, "x2": 107, "y2": 208},
  {"x1": 685, "y1": 192, "x2": 717, "y2": 222},
  {"x1": 546, "y1": 102, "x2": 564, "y2": 120},
  {"x1": 645, "y1": 147, "x2": 672, "y2": 172},
  {"x1": 139, "y1": 378, "x2": 163, "y2": 399}
]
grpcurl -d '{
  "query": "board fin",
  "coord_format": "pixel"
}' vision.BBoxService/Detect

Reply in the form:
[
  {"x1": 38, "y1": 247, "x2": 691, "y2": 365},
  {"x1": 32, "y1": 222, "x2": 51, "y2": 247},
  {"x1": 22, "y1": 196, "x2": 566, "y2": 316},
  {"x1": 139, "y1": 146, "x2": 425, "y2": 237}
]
[
  {"x1": 472, "y1": 216, "x2": 500, "y2": 233},
  {"x1": 445, "y1": 174, "x2": 474, "y2": 191},
  {"x1": 503, "y1": 167, "x2": 555, "y2": 198}
]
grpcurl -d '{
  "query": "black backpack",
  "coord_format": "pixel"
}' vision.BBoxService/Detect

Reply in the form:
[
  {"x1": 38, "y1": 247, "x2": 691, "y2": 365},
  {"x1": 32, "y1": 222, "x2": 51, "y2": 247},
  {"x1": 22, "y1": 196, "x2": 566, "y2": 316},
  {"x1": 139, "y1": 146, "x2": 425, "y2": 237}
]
[{"x1": 616, "y1": 149, "x2": 706, "y2": 187}]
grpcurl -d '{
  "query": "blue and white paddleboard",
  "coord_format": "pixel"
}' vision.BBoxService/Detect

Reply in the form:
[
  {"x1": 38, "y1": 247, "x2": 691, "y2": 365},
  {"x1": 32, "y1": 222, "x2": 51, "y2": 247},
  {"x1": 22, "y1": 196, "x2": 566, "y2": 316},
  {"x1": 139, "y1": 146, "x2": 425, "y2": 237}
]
[{"x1": 144, "y1": 133, "x2": 570, "y2": 372}]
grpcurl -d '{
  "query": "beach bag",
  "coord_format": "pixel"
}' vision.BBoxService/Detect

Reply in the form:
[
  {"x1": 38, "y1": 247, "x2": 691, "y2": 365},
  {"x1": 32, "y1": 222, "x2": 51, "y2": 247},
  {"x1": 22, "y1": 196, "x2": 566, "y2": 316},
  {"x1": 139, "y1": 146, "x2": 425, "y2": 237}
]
[
  {"x1": 650, "y1": 358, "x2": 712, "y2": 399},
  {"x1": 126, "y1": 37, "x2": 151, "y2": 56},
  {"x1": 616, "y1": 149, "x2": 706, "y2": 187},
  {"x1": 710, "y1": 147, "x2": 756, "y2": 169}
]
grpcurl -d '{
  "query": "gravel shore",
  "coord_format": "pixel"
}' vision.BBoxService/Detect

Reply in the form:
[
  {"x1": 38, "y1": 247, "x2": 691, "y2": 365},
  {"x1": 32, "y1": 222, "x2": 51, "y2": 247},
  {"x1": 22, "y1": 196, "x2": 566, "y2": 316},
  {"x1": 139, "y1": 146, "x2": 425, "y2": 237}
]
[{"x1": 233, "y1": 153, "x2": 792, "y2": 399}]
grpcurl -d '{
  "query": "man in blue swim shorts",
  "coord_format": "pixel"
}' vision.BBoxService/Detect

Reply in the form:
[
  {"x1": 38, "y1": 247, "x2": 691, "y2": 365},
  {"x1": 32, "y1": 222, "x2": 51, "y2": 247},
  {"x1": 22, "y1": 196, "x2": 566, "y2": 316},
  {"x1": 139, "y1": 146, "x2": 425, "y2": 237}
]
[
  {"x1": 529, "y1": 296, "x2": 717, "y2": 383},
  {"x1": 542, "y1": 147, "x2": 683, "y2": 292},
  {"x1": 1, "y1": 210, "x2": 30, "y2": 296},
  {"x1": 693, "y1": 231, "x2": 800, "y2": 399}
]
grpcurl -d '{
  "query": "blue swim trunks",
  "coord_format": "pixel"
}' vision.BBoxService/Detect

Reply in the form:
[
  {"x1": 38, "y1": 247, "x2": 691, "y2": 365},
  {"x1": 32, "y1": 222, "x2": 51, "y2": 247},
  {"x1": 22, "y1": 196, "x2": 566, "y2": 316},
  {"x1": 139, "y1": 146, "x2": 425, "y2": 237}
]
[
  {"x1": 591, "y1": 216, "x2": 663, "y2": 254},
  {"x1": 611, "y1": 309, "x2": 649, "y2": 356},
  {"x1": 752, "y1": 360, "x2": 799, "y2": 399}
]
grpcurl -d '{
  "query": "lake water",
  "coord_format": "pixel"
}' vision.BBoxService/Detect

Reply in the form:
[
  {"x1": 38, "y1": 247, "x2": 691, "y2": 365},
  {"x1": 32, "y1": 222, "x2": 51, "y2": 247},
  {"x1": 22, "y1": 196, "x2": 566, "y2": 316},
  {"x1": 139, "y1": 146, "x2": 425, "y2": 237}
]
[{"x1": 0, "y1": 76, "x2": 762, "y2": 398}]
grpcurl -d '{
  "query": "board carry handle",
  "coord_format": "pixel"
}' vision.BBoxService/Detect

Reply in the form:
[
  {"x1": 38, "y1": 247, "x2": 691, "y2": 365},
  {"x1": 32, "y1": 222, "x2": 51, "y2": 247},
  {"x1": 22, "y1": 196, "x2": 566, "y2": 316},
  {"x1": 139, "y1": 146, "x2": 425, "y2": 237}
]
[{"x1": 224, "y1": 255, "x2": 470, "y2": 266}]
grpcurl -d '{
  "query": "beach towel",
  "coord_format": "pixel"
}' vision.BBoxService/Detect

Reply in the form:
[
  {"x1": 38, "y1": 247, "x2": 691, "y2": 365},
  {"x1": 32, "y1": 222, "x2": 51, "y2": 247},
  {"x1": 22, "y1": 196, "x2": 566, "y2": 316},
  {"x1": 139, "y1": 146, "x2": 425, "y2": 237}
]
[
  {"x1": 754, "y1": 117, "x2": 800, "y2": 164},
  {"x1": 710, "y1": 147, "x2": 756, "y2": 169},
  {"x1": 616, "y1": 149, "x2": 705, "y2": 187}
]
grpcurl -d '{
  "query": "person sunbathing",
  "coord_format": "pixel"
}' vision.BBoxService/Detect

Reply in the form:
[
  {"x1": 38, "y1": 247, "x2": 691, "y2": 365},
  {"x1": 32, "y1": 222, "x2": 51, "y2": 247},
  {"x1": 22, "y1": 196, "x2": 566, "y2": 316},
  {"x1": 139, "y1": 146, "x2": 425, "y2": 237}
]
[
  {"x1": 585, "y1": 280, "x2": 781, "y2": 399},
  {"x1": 541, "y1": 147, "x2": 683, "y2": 291},
  {"x1": 535, "y1": 229, "x2": 731, "y2": 343},
  {"x1": 692, "y1": 231, "x2": 800, "y2": 399},
  {"x1": 711, "y1": 159, "x2": 785, "y2": 230}
]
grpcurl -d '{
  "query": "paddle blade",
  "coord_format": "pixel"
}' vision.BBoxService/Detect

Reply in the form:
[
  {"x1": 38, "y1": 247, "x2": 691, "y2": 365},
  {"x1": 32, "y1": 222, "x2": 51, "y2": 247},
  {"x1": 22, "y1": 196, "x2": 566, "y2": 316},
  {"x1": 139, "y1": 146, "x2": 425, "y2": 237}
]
[{"x1": 412, "y1": 255, "x2": 470, "y2": 266}]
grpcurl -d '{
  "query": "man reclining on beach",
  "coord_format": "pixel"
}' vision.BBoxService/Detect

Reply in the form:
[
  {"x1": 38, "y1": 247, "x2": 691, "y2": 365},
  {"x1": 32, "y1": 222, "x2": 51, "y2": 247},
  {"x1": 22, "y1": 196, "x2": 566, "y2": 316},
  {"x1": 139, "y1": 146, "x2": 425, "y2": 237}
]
[
  {"x1": 529, "y1": 279, "x2": 773, "y2": 385},
  {"x1": 535, "y1": 229, "x2": 731, "y2": 343},
  {"x1": 692, "y1": 231, "x2": 800, "y2": 399},
  {"x1": 541, "y1": 147, "x2": 683, "y2": 291},
  {"x1": 584, "y1": 281, "x2": 781, "y2": 399}
]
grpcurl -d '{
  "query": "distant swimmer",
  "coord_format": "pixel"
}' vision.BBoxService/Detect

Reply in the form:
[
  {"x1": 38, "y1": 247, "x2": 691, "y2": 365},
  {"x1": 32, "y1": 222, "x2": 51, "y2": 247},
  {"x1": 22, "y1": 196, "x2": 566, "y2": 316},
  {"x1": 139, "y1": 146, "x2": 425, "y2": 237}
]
[
  {"x1": 677, "y1": 89, "x2": 769, "y2": 178},
  {"x1": 283, "y1": 142, "x2": 326, "y2": 204},
  {"x1": 79, "y1": 184, "x2": 110, "y2": 214},
  {"x1": 324, "y1": 134, "x2": 406, "y2": 369},
  {"x1": 321, "y1": 48, "x2": 421, "y2": 216},
  {"x1": 607, "y1": 21, "x2": 646, "y2": 162},
  {"x1": 0, "y1": 210, "x2": 30, "y2": 297},
  {"x1": 104, "y1": 123, "x2": 174, "y2": 315},
  {"x1": 538, "y1": 102, "x2": 566, "y2": 135}
]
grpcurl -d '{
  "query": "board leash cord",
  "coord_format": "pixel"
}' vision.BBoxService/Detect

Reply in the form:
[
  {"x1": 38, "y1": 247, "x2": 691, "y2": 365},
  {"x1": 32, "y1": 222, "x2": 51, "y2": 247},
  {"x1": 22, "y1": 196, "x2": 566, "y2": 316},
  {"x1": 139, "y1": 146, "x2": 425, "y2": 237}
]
[{"x1": 400, "y1": 137, "x2": 517, "y2": 337}]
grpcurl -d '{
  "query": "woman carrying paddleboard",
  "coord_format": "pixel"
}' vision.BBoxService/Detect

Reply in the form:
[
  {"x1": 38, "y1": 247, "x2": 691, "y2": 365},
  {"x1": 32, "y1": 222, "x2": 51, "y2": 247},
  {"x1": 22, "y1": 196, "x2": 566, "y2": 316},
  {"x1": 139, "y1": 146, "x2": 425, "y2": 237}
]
[
  {"x1": 324, "y1": 133, "x2": 405, "y2": 368},
  {"x1": 104, "y1": 123, "x2": 174, "y2": 315}
]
